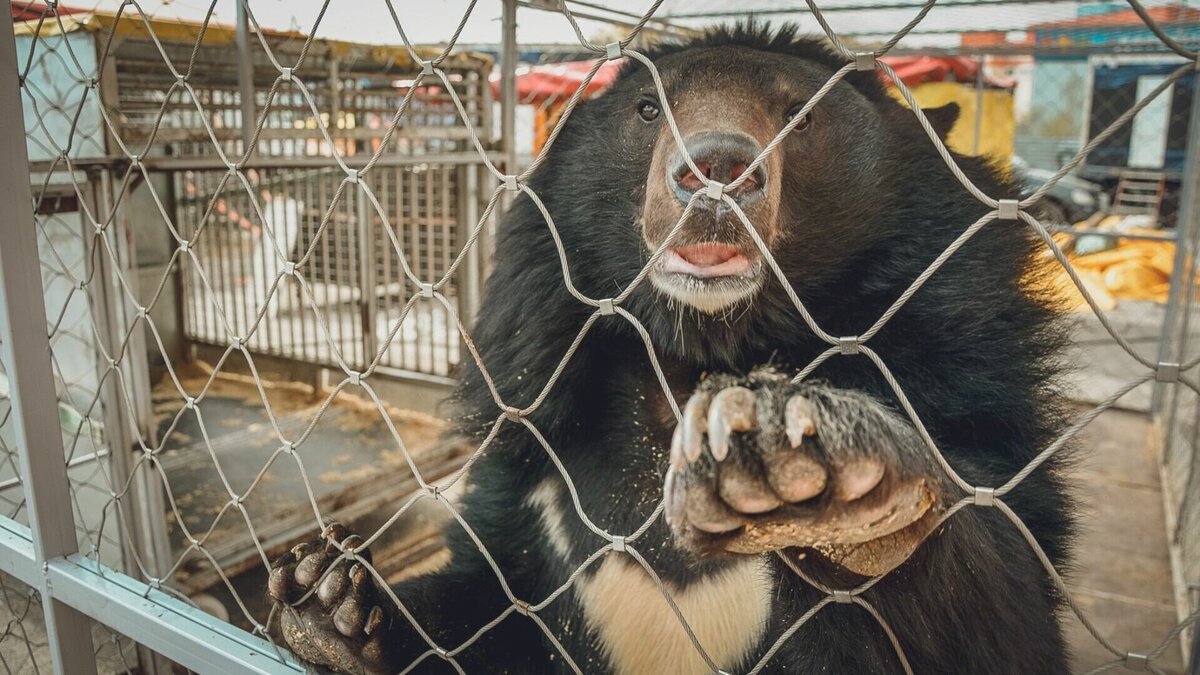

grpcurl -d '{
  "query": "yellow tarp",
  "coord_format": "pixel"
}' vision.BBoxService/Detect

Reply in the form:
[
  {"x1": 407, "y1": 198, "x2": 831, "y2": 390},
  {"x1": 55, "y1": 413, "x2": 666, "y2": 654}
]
[
  {"x1": 1033, "y1": 220, "x2": 1180, "y2": 312},
  {"x1": 892, "y1": 81, "x2": 1016, "y2": 163}
]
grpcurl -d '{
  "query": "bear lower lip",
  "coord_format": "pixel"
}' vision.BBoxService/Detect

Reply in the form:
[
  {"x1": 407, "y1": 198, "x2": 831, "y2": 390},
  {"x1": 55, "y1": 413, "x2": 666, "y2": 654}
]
[{"x1": 663, "y1": 244, "x2": 753, "y2": 278}]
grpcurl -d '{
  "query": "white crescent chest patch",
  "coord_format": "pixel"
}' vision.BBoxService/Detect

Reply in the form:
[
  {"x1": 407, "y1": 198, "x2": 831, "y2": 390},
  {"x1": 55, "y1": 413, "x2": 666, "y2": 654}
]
[{"x1": 577, "y1": 555, "x2": 772, "y2": 674}]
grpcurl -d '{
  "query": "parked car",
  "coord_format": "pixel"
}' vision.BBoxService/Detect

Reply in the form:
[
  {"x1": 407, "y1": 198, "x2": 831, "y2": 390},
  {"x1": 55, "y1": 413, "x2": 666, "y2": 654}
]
[{"x1": 1011, "y1": 155, "x2": 1110, "y2": 225}]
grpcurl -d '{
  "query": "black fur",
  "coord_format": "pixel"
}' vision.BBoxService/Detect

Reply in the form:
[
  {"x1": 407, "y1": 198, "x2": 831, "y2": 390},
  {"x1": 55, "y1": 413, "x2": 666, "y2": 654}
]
[{"x1": 277, "y1": 24, "x2": 1074, "y2": 674}]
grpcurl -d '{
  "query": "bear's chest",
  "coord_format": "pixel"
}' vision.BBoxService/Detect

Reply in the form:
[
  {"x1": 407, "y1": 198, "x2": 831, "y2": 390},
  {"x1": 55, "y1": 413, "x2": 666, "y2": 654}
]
[{"x1": 575, "y1": 556, "x2": 772, "y2": 675}]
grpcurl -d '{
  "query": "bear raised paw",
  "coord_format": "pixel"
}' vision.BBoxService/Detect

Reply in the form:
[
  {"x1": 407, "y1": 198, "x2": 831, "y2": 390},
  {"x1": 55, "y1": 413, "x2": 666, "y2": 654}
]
[{"x1": 665, "y1": 371, "x2": 943, "y2": 576}]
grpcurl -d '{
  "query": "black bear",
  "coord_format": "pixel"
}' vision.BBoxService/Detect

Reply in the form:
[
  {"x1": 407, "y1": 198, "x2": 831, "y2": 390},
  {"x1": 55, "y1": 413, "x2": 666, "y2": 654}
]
[{"x1": 268, "y1": 24, "x2": 1073, "y2": 674}]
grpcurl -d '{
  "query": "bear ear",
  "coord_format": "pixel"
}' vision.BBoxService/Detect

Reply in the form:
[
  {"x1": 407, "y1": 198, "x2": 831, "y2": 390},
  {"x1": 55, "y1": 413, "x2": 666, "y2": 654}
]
[{"x1": 923, "y1": 102, "x2": 960, "y2": 140}]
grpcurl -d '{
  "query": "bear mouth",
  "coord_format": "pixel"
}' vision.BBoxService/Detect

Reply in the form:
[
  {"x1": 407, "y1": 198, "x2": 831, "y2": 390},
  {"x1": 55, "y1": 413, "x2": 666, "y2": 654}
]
[
  {"x1": 650, "y1": 242, "x2": 764, "y2": 313},
  {"x1": 662, "y1": 243, "x2": 757, "y2": 279}
]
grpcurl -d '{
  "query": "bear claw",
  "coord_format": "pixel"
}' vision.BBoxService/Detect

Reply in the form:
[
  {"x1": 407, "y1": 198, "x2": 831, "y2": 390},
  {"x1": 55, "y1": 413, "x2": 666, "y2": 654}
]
[
  {"x1": 784, "y1": 395, "x2": 817, "y2": 447},
  {"x1": 707, "y1": 386, "x2": 756, "y2": 461},
  {"x1": 681, "y1": 392, "x2": 710, "y2": 462},
  {"x1": 665, "y1": 373, "x2": 942, "y2": 575}
]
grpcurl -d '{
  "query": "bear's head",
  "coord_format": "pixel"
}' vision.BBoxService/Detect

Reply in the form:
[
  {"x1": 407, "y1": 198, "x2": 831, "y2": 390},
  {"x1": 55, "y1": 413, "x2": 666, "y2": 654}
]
[
  {"x1": 511, "y1": 25, "x2": 979, "y2": 366},
  {"x1": 574, "y1": 28, "x2": 952, "y2": 317},
  {"x1": 627, "y1": 36, "x2": 898, "y2": 315}
]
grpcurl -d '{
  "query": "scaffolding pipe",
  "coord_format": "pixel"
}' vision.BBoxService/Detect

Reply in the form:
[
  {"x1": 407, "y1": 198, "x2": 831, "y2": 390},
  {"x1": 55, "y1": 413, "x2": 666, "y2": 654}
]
[
  {"x1": 236, "y1": 0, "x2": 258, "y2": 155},
  {"x1": 501, "y1": 0, "x2": 519, "y2": 177}
]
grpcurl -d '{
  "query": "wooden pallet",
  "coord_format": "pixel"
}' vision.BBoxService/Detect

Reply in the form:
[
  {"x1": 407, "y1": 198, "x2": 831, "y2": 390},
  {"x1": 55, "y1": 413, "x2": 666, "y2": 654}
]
[{"x1": 1112, "y1": 170, "x2": 1167, "y2": 221}]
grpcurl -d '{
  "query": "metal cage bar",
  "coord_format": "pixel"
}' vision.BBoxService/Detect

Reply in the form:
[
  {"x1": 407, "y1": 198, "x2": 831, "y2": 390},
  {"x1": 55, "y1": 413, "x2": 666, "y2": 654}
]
[{"x1": 0, "y1": 7, "x2": 99, "y2": 673}]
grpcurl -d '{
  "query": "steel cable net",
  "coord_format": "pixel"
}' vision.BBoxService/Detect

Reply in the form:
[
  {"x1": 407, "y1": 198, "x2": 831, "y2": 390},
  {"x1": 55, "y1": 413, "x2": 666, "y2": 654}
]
[
  {"x1": 9, "y1": 0, "x2": 1200, "y2": 673},
  {"x1": 0, "y1": 347, "x2": 140, "y2": 674},
  {"x1": 0, "y1": 211, "x2": 118, "y2": 542},
  {"x1": 0, "y1": 138, "x2": 140, "y2": 675}
]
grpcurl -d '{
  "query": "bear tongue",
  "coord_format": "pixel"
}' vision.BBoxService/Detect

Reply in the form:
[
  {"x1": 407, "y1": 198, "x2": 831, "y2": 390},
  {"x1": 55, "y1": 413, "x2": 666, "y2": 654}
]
[
  {"x1": 677, "y1": 243, "x2": 739, "y2": 266},
  {"x1": 665, "y1": 243, "x2": 751, "y2": 278}
]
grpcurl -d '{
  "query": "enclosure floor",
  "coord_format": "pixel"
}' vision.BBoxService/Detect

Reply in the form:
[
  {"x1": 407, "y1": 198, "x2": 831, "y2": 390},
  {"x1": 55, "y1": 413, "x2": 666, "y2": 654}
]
[
  {"x1": 1064, "y1": 299, "x2": 1165, "y2": 412},
  {"x1": 1067, "y1": 405, "x2": 1184, "y2": 673},
  {"x1": 148, "y1": 362, "x2": 457, "y2": 595},
  {"x1": 0, "y1": 391, "x2": 1177, "y2": 672}
]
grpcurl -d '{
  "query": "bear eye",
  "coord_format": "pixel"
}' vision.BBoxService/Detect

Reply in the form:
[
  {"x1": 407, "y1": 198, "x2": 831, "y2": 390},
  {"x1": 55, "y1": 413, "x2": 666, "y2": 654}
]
[
  {"x1": 784, "y1": 102, "x2": 811, "y2": 131},
  {"x1": 637, "y1": 100, "x2": 661, "y2": 123}
]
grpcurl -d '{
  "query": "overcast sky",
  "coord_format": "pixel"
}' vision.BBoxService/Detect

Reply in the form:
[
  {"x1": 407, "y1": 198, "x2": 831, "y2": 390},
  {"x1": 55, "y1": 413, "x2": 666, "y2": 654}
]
[{"x1": 75, "y1": 0, "x2": 1114, "y2": 49}]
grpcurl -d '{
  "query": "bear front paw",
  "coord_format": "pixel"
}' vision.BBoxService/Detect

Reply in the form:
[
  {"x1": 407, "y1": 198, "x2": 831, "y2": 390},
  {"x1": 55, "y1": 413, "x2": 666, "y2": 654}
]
[
  {"x1": 268, "y1": 522, "x2": 398, "y2": 675},
  {"x1": 664, "y1": 371, "x2": 943, "y2": 576}
]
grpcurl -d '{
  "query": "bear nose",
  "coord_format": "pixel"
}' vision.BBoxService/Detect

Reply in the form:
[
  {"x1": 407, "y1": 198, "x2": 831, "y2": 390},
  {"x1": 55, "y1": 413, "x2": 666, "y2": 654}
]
[{"x1": 670, "y1": 132, "x2": 766, "y2": 205}]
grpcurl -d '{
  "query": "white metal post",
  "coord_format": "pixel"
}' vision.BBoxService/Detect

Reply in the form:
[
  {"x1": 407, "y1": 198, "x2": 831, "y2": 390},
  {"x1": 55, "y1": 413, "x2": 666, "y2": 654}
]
[
  {"x1": 463, "y1": 163, "x2": 481, "y2": 322},
  {"x1": 501, "y1": 0, "x2": 519, "y2": 176},
  {"x1": 0, "y1": 9, "x2": 100, "y2": 674},
  {"x1": 357, "y1": 184, "x2": 379, "y2": 366},
  {"x1": 1152, "y1": 65, "x2": 1200, "y2": 673},
  {"x1": 236, "y1": 0, "x2": 258, "y2": 155},
  {"x1": 1158, "y1": 70, "x2": 1200, "y2": 433},
  {"x1": 1152, "y1": 67, "x2": 1200, "y2": 416}
]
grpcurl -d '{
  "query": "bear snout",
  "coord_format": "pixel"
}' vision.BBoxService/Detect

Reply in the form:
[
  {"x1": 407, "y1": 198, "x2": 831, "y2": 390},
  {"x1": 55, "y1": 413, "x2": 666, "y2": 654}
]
[{"x1": 669, "y1": 131, "x2": 767, "y2": 207}]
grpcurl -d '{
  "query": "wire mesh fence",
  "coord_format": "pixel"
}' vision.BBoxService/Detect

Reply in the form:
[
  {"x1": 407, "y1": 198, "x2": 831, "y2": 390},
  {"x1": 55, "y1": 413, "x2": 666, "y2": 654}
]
[
  {"x1": 0, "y1": 0, "x2": 1198, "y2": 673},
  {"x1": 176, "y1": 162, "x2": 472, "y2": 378}
]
